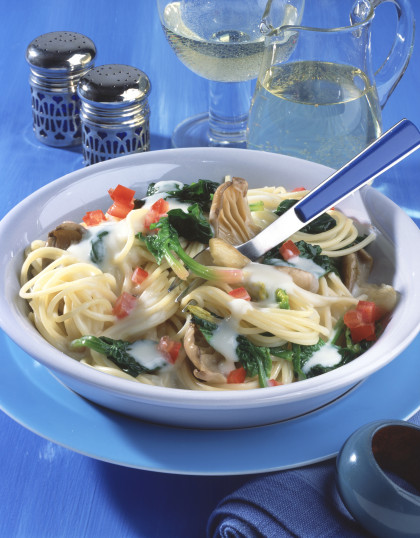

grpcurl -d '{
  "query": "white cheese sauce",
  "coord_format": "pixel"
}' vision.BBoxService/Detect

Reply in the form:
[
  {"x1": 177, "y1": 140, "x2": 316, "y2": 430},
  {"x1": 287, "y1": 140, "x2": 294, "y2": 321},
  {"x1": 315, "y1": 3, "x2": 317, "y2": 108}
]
[
  {"x1": 243, "y1": 262, "x2": 295, "y2": 306},
  {"x1": 208, "y1": 318, "x2": 239, "y2": 373},
  {"x1": 67, "y1": 219, "x2": 128, "y2": 273},
  {"x1": 268, "y1": 255, "x2": 326, "y2": 279},
  {"x1": 228, "y1": 298, "x2": 253, "y2": 316},
  {"x1": 142, "y1": 180, "x2": 191, "y2": 213},
  {"x1": 128, "y1": 340, "x2": 168, "y2": 371},
  {"x1": 302, "y1": 342, "x2": 342, "y2": 374}
]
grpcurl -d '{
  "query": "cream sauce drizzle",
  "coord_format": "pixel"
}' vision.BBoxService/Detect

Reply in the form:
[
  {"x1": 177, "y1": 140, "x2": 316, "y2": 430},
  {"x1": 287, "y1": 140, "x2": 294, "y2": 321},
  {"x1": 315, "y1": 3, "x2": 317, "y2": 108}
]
[
  {"x1": 243, "y1": 262, "x2": 295, "y2": 306},
  {"x1": 302, "y1": 342, "x2": 342, "y2": 374},
  {"x1": 208, "y1": 318, "x2": 239, "y2": 373},
  {"x1": 128, "y1": 340, "x2": 168, "y2": 371}
]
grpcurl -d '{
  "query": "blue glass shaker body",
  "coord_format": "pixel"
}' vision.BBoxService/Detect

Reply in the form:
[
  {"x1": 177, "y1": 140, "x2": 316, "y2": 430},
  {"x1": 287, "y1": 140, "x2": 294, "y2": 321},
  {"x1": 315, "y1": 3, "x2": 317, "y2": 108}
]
[
  {"x1": 26, "y1": 31, "x2": 96, "y2": 147},
  {"x1": 77, "y1": 65, "x2": 151, "y2": 165}
]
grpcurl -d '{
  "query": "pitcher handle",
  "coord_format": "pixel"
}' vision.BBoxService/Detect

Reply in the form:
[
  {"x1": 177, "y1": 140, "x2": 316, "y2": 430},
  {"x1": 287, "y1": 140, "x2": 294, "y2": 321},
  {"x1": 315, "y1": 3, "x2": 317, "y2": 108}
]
[{"x1": 371, "y1": 0, "x2": 415, "y2": 108}]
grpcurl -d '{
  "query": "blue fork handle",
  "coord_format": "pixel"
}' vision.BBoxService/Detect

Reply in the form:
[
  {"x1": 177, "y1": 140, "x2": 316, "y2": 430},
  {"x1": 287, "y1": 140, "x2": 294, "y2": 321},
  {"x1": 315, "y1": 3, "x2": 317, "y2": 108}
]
[{"x1": 294, "y1": 119, "x2": 420, "y2": 223}]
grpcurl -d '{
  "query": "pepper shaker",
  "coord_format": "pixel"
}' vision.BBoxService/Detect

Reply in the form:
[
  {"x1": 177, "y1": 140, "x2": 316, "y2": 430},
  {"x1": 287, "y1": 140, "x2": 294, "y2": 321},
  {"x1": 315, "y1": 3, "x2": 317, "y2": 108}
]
[
  {"x1": 77, "y1": 64, "x2": 151, "y2": 165},
  {"x1": 26, "y1": 31, "x2": 96, "y2": 147}
]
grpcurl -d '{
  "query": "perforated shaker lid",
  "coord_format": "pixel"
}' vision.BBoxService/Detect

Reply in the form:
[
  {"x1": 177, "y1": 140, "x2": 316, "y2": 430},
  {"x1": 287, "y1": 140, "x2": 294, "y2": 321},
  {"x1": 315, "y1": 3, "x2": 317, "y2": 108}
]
[
  {"x1": 77, "y1": 64, "x2": 151, "y2": 105},
  {"x1": 26, "y1": 31, "x2": 96, "y2": 72}
]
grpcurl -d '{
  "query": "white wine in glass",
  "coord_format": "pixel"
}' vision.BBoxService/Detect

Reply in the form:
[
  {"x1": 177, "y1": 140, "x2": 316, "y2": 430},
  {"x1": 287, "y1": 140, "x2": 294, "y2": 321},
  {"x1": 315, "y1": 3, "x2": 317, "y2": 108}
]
[{"x1": 157, "y1": 0, "x2": 270, "y2": 148}]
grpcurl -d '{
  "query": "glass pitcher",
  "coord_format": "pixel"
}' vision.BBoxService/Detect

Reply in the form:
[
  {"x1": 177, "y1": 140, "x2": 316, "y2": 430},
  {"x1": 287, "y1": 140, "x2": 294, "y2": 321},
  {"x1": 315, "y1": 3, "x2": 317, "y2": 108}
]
[{"x1": 246, "y1": 0, "x2": 415, "y2": 169}]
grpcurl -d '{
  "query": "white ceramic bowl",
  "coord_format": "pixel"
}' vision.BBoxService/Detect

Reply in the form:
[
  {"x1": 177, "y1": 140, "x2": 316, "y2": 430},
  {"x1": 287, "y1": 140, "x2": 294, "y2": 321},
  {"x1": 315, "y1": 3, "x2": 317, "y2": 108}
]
[{"x1": 0, "y1": 148, "x2": 419, "y2": 429}]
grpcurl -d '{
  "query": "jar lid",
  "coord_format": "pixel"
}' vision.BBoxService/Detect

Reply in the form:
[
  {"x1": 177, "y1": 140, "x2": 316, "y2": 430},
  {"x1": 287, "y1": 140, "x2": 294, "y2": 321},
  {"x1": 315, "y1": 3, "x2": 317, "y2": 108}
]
[
  {"x1": 26, "y1": 31, "x2": 96, "y2": 72},
  {"x1": 77, "y1": 64, "x2": 151, "y2": 105}
]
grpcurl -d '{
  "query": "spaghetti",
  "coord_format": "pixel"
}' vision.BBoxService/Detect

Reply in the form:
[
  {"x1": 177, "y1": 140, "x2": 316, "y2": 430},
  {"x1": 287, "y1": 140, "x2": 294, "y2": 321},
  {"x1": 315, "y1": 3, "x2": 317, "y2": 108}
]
[{"x1": 19, "y1": 178, "x2": 396, "y2": 390}]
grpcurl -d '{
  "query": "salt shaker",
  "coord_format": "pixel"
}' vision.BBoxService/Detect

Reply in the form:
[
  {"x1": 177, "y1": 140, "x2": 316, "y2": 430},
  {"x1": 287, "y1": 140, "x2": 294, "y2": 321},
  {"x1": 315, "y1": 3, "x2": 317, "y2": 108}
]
[
  {"x1": 77, "y1": 64, "x2": 151, "y2": 165},
  {"x1": 26, "y1": 31, "x2": 96, "y2": 147}
]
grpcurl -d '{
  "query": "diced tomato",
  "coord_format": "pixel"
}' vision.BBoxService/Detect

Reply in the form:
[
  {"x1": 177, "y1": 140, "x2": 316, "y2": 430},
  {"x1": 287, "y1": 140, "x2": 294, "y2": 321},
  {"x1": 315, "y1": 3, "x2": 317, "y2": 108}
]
[
  {"x1": 227, "y1": 366, "x2": 247, "y2": 384},
  {"x1": 143, "y1": 209, "x2": 161, "y2": 231},
  {"x1": 268, "y1": 379, "x2": 281, "y2": 387},
  {"x1": 349, "y1": 323, "x2": 376, "y2": 343},
  {"x1": 150, "y1": 198, "x2": 169, "y2": 214},
  {"x1": 228, "y1": 287, "x2": 251, "y2": 301},
  {"x1": 107, "y1": 184, "x2": 136, "y2": 219},
  {"x1": 292, "y1": 187, "x2": 306, "y2": 192},
  {"x1": 343, "y1": 308, "x2": 363, "y2": 329},
  {"x1": 108, "y1": 184, "x2": 136, "y2": 204},
  {"x1": 131, "y1": 267, "x2": 149, "y2": 285},
  {"x1": 279, "y1": 240, "x2": 300, "y2": 260},
  {"x1": 112, "y1": 292, "x2": 137, "y2": 319},
  {"x1": 343, "y1": 300, "x2": 386, "y2": 343},
  {"x1": 107, "y1": 200, "x2": 134, "y2": 219},
  {"x1": 356, "y1": 300, "x2": 384, "y2": 323},
  {"x1": 143, "y1": 198, "x2": 169, "y2": 231},
  {"x1": 158, "y1": 336, "x2": 181, "y2": 364},
  {"x1": 82, "y1": 209, "x2": 106, "y2": 226}
]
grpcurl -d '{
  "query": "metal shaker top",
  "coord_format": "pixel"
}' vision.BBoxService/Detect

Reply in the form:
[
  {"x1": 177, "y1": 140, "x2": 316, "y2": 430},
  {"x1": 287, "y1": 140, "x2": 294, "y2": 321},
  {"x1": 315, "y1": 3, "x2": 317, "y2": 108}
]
[
  {"x1": 77, "y1": 65, "x2": 151, "y2": 106},
  {"x1": 26, "y1": 31, "x2": 96, "y2": 73}
]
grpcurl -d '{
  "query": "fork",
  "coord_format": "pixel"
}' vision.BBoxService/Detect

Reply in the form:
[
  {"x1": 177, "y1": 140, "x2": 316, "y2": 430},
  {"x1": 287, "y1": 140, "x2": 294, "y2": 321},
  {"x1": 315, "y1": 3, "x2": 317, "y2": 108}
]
[{"x1": 171, "y1": 119, "x2": 420, "y2": 302}]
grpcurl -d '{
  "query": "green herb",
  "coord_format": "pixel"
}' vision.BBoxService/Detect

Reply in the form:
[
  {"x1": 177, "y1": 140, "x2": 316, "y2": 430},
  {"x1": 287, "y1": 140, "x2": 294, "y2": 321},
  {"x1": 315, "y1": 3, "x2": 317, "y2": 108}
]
[
  {"x1": 275, "y1": 199, "x2": 336, "y2": 234},
  {"x1": 275, "y1": 288, "x2": 290, "y2": 309},
  {"x1": 167, "y1": 203, "x2": 213, "y2": 243},
  {"x1": 90, "y1": 231, "x2": 109, "y2": 264},
  {"x1": 165, "y1": 179, "x2": 220, "y2": 212},
  {"x1": 70, "y1": 335, "x2": 164, "y2": 377}
]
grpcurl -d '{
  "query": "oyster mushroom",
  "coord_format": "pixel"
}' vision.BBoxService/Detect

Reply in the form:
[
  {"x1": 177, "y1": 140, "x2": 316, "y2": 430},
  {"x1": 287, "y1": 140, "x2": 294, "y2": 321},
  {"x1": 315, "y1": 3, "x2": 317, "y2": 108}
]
[
  {"x1": 209, "y1": 238, "x2": 250, "y2": 268},
  {"x1": 341, "y1": 249, "x2": 398, "y2": 311},
  {"x1": 46, "y1": 221, "x2": 86, "y2": 250},
  {"x1": 209, "y1": 177, "x2": 261, "y2": 246},
  {"x1": 274, "y1": 266, "x2": 319, "y2": 293},
  {"x1": 184, "y1": 323, "x2": 235, "y2": 383},
  {"x1": 341, "y1": 249, "x2": 373, "y2": 292}
]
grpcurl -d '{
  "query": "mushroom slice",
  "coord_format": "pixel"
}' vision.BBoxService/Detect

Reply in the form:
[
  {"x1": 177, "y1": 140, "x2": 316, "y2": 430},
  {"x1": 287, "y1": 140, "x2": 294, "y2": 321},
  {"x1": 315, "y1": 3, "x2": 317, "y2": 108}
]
[
  {"x1": 184, "y1": 323, "x2": 234, "y2": 383},
  {"x1": 274, "y1": 266, "x2": 319, "y2": 293},
  {"x1": 209, "y1": 238, "x2": 250, "y2": 269},
  {"x1": 209, "y1": 177, "x2": 261, "y2": 246},
  {"x1": 341, "y1": 249, "x2": 373, "y2": 292},
  {"x1": 358, "y1": 283, "x2": 398, "y2": 312},
  {"x1": 46, "y1": 221, "x2": 87, "y2": 250}
]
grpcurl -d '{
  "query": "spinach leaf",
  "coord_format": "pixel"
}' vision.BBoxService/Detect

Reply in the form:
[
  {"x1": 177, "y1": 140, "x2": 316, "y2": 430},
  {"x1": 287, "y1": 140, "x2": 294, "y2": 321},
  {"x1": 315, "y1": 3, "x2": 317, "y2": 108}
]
[
  {"x1": 165, "y1": 179, "x2": 220, "y2": 212},
  {"x1": 71, "y1": 335, "x2": 162, "y2": 377},
  {"x1": 275, "y1": 199, "x2": 336, "y2": 234},
  {"x1": 295, "y1": 241, "x2": 339, "y2": 275},
  {"x1": 90, "y1": 231, "x2": 109, "y2": 264},
  {"x1": 137, "y1": 218, "x2": 222, "y2": 281},
  {"x1": 262, "y1": 239, "x2": 338, "y2": 276},
  {"x1": 236, "y1": 335, "x2": 272, "y2": 388},
  {"x1": 187, "y1": 305, "x2": 272, "y2": 388},
  {"x1": 146, "y1": 182, "x2": 159, "y2": 196},
  {"x1": 167, "y1": 203, "x2": 213, "y2": 243},
  {"x1": 188, "y1": 306, "x2": 220, "y2": 342}
]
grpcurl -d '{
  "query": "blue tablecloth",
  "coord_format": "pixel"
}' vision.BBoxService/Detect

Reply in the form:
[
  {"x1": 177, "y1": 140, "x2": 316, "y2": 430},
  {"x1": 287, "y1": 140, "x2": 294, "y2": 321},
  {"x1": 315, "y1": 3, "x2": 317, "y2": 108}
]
[{"x1": 0, "y1": 2, "x2": 419, "y2": 537}]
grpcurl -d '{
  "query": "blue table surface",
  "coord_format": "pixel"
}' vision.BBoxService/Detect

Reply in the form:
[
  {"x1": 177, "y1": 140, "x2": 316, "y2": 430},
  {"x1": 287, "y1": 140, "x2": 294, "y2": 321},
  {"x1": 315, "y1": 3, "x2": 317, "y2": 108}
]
[{"x1": 1, "y1": 2, "x2": 419, "y2": 537}]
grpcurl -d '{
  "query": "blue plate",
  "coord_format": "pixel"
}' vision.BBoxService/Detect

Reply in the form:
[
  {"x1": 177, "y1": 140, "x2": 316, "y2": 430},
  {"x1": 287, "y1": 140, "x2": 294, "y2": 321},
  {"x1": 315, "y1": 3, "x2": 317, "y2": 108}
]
[{"x1": 0, "y1": 330, "x2": 419, "y2": 476}]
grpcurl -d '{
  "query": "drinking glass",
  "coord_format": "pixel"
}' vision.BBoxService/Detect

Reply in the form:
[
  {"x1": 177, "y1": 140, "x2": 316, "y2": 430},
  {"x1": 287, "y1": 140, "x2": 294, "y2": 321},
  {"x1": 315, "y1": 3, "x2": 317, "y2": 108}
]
[{"x1": 157, "y1": 0, "x2": 304, "y2": 148}]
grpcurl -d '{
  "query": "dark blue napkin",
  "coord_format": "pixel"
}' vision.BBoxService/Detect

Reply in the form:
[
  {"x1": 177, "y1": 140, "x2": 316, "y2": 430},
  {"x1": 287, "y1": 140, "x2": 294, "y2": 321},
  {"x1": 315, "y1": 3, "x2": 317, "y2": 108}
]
[{"x1": 207, "y1": 460, "x2": 371, "y2": 537}]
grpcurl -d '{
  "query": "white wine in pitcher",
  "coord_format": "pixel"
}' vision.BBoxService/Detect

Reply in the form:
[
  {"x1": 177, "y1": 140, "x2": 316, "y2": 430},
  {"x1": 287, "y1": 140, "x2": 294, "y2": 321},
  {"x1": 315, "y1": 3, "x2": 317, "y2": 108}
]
[{"x1": 247, "y1": 61, "x2": 382, "y2": 169}]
